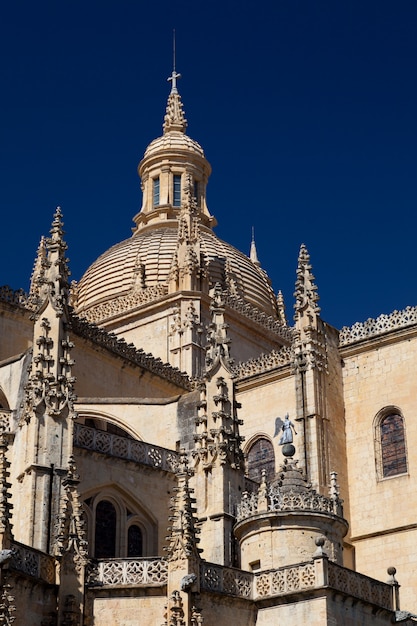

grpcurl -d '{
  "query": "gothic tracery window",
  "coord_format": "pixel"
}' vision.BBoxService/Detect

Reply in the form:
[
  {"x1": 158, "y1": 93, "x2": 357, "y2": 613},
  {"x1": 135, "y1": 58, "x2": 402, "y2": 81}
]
[
  {"x1": 375, "y1": 408, "x2": 408, "y2": 479},
  {"x1": 84, "y1": 490, "x2": 153, "y2": 559},
  {"x1": 246, "y1": 437, "x2": 275, "y2": 483}
]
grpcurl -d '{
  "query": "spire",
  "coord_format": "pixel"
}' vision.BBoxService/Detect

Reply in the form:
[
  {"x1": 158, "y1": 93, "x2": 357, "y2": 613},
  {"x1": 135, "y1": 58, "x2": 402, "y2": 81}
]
[
  {"x1": 205, "y1": 284, "x2": 233, "y2": 373},
  {"x1": 168, "y1": 175, "x2": 203, "y2": 293},
  {"x1": 294, "y1": 243, "x2": 320, "y2": 319},
  {"x1": 27, "y1": 235, "x2": 48, "y2": 310},
  {"x1": 163, "y1": 48, "x2": 187, "y2": 134},
  {"x1": 29, "y1": 207, "x2": 71, "y2": 317},
  {"x1": 249, "y1": 227, "x2": 260, "y2": 267},
  {"x1": 168, "y1": 29, "x2": 181, "y2": 94},
  {"x1": 165, "y1": 450, "x2": 201, "y2": 562},
  {"x1": 276, "y1": 290, "x2": 287, "y2": 325},
  {"x1": 46, "y1": 207, "x2": 70, "y2": 294}
]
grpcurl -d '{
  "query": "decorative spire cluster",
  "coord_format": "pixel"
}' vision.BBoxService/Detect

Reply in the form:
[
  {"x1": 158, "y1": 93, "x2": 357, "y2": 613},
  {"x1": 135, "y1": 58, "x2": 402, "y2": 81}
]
[
  {"x1": 23, "y1": 209, "x2": 77, "y2": 422},
  {"x1": 0, "y1": 414, "x2": 14, "y2": 543},
  {"x1": 27, "y1": 207, "x2": 71, "y2": 316},
  {"x1": 165, "y1": 450, "x2": 201, "y2": 562},
  {"x1": 168, "y1": 174, "x2": 203, "y2": 293},
  {"x1": 294, "y1": 244, "x2": 320, "y2": 319},
  {"x1": 205, "y1": 284, "x2": 233, "y2": 372},
  {"x1": 292, "y1": 244, "x2": 327, "y2": 374},
  {"x1": 54, "y1": 456, "x2": 88, "y2": 565}
]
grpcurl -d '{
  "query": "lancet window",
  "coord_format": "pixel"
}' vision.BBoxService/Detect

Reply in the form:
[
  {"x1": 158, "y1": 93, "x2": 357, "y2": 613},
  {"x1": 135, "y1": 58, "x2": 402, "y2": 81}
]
[
  {"x1": 246, "y1": 437, "x2": 275, "y2": 483},
  {"x1": 374, "y1": 407, "x2": 408, "y2": 479},
  {"x1": 95, "y1": 500, "x2": 117, "y2": 558}
]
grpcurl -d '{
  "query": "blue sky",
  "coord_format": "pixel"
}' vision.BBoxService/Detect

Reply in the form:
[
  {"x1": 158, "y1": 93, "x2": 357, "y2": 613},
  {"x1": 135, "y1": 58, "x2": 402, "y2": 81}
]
[{"x1": 0, "y1": 1, "x2": 416, "y2": 330}]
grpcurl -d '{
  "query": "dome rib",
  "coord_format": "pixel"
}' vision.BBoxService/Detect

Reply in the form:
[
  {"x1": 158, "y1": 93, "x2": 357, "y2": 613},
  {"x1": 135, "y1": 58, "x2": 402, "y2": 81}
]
[{"x1": 75, "y1": 228, "x2": 278, "y2": 321}]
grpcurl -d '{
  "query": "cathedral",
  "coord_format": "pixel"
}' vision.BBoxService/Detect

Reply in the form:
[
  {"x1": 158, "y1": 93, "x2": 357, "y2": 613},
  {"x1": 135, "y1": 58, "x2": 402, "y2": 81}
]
[{"x1": 0, "y1": 69, "x2": 416, "y2": 625}]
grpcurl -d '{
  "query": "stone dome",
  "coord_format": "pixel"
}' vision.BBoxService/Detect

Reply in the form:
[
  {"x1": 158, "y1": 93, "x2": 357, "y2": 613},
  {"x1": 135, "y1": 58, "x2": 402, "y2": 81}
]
[
  {"x1": 143, "y1": 131, "x2": 205, "y2": 160},
  {"x1": 74, "y1": 77, "x2": 279, "y2": 324},
  {"x1": 74, "y1": 226, "x2": 279, "y2": 321}
]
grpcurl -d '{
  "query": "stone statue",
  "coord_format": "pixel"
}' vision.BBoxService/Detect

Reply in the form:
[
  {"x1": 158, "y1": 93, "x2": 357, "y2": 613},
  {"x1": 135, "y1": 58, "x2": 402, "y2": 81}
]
[{"x1": 279, "y1": 414, "x2": 297, "y2": 445}]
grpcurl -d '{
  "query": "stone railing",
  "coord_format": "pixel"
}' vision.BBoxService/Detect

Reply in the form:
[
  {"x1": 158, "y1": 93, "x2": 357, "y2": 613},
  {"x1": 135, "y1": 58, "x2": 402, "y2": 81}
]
[
  {"x1": 254, "y1": 561, "x2": 316, "y2": 598},
  {"x1": 200, "y1": 562, "x2": 252, "y2": 599},
  {"x1": 339, "y1": 305, "x2": 417, "y2": 346},
  {"x1": 87, "y1": 556, "x2": 393, "y2": 610},
  {"x1": 268, "y1": 484, "x2": 341, "y2": 516},
  {"x1": 231, "y1": 346, "x2": 292, "y2": 380},
  {"x1": 236, "y1": 484, "x2": 342, "y2": 522},
  {"x1": 74, "y1": 284, "x2": 168, "y2": 325},
  {"x1": 74, "y1": 423, "x2": 179, "y2": 473},
  {"x1": 224, "y1": 294, "x2": 293, "y2": 344},
  {"x1": 0, "y1": 409, "x2": 13, "y2": 431},
  {"x1": 0, "y1": 286, "x2": 28, "y2": 308},
  {"x1": 10, "y1": 541, "x2": 56, "y2": 584},
  {"x1": 90, "y1": 557, "x2": 168, "y2": 587},
  {"x1": 327, "y1": 561, "x2": 392, "y2": 610}
]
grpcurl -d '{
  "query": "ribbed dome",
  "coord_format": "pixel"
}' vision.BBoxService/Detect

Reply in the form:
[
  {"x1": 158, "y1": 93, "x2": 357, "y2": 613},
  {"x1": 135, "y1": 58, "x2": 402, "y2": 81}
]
[
  {"x1": 74, "y1": 79, "x2": 279, "y2": 326},
  {"x1": 144, "y1": 131, "x2": 205, "y2": 160},
  {"x1": 74, "y1": 227, "x2": 278, "y2": 320}
]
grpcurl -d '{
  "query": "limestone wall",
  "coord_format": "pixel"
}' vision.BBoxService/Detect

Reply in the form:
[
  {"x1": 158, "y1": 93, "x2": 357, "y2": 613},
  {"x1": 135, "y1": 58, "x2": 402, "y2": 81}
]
[
  {"x1": 91, "y1": 594, "x2": 166, "y2": 626},
  {"x1": 237, "y1": 373, "x2": 296, "y2": 475},
  {"x1": 256, "y1": 594, "x2": 394, "y2": 625},
  {"x1": 72, "y1": 337, "x2": 186, "y2": 399},
  {"x1": 6, "y1": 574, "x2": 57, "y2": 626},
  {"x1": 342, "y1": 331, "x2": 417, "y2": 609},
  {"x1": 75, "y1": 399, "x2": 180, "y2": 450},
  {"x1": 0, "y1": 302, "x2": 32, "y2": 361}
]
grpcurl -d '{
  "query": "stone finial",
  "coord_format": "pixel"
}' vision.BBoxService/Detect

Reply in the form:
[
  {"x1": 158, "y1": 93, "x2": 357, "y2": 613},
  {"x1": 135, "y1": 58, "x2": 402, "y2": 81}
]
[
  {"x1": 249, "y1": 228, "x2": 260, "y2": 267},
  {"x1": 313, "y1": 536, "x2": 328, "y2": 558},
  {"x1": 294, "y1": 243, "x2": 320, "y2": 319},
  {"x1": 276, "y1": 290, "x2": 287, "y2": 326},
  {"x1": 387, "y1": 567, "x2": 401, "y2": 611},
  {"x1": 46, "y1": 207, "x2": 71, "y2": 311},
  {"x1": 27, "y1": 236, "x2": 48, "y2": 310}
]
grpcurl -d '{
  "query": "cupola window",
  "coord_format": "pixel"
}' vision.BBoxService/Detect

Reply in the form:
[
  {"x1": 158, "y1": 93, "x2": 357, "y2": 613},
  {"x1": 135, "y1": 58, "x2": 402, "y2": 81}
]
[
  {"x1": 173, "y1": 174, "x2": 181, "y2": 207},
  {"x1": 153, "y1": 177, "x2": 160, "y2": 207}
]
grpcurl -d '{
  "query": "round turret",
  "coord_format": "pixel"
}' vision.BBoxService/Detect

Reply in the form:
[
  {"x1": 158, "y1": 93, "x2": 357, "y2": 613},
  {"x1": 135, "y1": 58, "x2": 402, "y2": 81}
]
[{"x1": 234, "y1": 455, "x2": 348, "y2": 571}]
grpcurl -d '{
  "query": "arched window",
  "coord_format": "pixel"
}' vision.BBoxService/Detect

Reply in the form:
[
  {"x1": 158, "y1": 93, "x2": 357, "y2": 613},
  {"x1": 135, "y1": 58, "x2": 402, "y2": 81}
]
[
  {"x1": 127, "y1": 524, "x2": 143, "y2": 557},
  {"x1": 95, "y1": 500, "x2": 117, "y2": 558},
  {"x1": 375, "y1": 408, "x2": 408, "y2": 479},
  {"x1": 246, "y1": 437, "x2": 275, "y2": 483}
]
